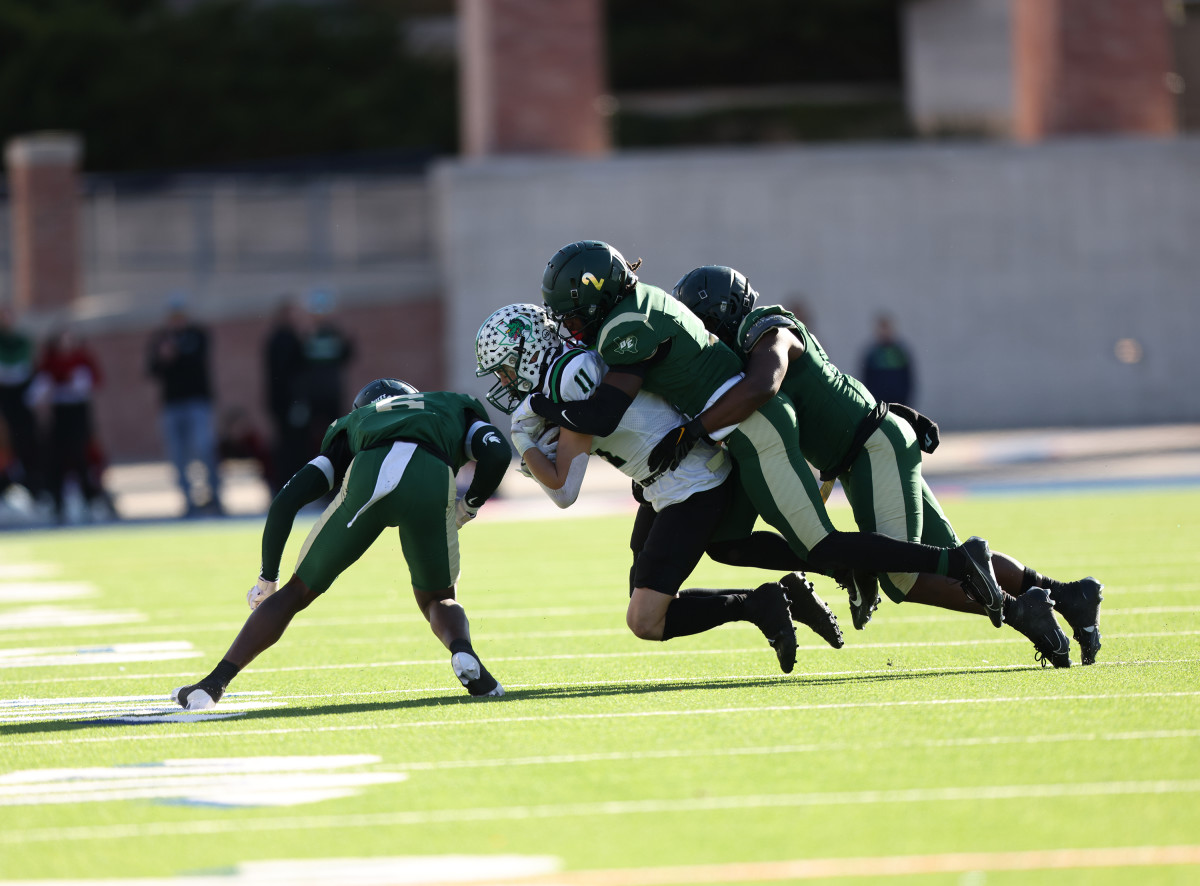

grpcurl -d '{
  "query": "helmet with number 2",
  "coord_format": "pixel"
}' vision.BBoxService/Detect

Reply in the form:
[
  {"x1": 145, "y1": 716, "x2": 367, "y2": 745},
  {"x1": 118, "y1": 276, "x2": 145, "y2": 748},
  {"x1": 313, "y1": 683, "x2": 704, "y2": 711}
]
[
  {"x1": 475, "y1": 303, "x2": 563, "y2": 414},
  {"x1": 352, "y1": 378, "x2": 418, "y2": 409},
  {"x1": 671, "y1": 265, "x2": 758, "y2": 346},
  {"x1": 541, "y1": 240, "x2": 639, "y2": 347}
]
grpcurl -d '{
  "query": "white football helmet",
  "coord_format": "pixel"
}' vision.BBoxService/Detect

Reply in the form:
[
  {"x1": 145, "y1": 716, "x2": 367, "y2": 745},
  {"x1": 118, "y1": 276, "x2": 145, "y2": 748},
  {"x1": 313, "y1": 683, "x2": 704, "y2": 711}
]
[{"x1": 475, "y1": 303, "x2": 564, "y2": 414}]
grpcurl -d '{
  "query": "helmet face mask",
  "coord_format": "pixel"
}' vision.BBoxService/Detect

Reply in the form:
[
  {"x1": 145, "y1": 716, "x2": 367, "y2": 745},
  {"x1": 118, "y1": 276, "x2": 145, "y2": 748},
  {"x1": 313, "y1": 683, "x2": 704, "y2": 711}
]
[
  {"x1": 671, "y1": 265, "x2": 758, "y2": 345},
  {"x1": 475, "y1": 303, "x2": 564, "y2": 414},
  {"x1": 540, "y1": 240, "x2": 638, "y2": 347},
  {"x1": 353, "y1": 378, "x2": 418, "y2": 409}
]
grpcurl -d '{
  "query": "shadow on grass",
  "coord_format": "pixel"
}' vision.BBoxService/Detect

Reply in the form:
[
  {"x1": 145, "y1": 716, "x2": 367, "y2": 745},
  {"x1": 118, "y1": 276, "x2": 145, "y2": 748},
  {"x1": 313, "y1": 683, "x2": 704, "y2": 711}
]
[{"x1": 1, "y1": 664, "x2": 1033, "y2": 737}]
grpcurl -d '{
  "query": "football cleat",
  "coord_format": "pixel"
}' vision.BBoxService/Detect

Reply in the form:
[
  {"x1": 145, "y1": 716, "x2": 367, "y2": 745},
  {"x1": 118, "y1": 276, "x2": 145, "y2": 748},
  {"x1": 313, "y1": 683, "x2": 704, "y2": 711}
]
[
  {"x1": 744, "y1": 582, "x2": 799, "y2": 674},
  {"x1": 172, "y1": 682, "x2": 222, "y2": 711},
  {"x1": 1052, "y1": 577, "x2": 1104, "y2": 665},
  {"x1": 959, "y1": 537, "x2": 1005, "y2": 628},
  {"x1": 452, "y1": 651, "x2": 505, "y2": 698},
  {"x1": 1007, "y1": 587, "x2": 1071, "y2": 669},
  {"x1": 780, "y1": 572, "x2": 844, "y2": 649},
  {"x1": 841, "y1": 569, "x2": 881, "y2": 631}
]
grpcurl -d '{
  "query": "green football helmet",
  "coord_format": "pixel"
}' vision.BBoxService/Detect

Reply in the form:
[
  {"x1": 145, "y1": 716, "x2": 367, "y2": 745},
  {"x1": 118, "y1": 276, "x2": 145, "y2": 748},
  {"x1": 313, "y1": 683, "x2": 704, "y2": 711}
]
[
  {"x1": 352, "y1": 378, "x2": 418, "y2": 409},
  {"x1": 475, "y1": 303, "x2": 564, "y2": 414},
  {"x1": 671, "y1": 265, "x2": 758, "y2": 346},
  {"x1": 540, "y1": 240, "x2": 638, "y2": 347}
]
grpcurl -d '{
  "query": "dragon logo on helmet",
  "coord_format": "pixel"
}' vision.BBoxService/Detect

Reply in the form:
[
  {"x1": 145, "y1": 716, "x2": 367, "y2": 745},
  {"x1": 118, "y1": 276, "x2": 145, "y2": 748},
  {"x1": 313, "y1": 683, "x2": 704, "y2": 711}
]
[{"x1": 475, "y1": 303, "x2": 567, "y2": 414}]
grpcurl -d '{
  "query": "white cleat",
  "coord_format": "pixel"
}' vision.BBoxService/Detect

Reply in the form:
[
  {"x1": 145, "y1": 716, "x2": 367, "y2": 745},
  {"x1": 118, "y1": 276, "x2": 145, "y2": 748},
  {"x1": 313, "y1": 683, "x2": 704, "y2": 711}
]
[
  {"x1": 172, "y1": 684, "x2": 220, "y2": 711},
  {"x1": 451, "y1": 651, "x2": 504, "y2": 698}
]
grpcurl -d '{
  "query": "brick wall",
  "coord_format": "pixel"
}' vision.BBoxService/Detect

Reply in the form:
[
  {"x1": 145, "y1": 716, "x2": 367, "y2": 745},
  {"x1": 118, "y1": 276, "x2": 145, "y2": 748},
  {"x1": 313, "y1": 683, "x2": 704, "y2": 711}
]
[
  {"x1": 459, "y1": 0, "x2": 609, "y2": 156},
  {"x1": 87, "y1": 297, "x2": 445, "y2": 463},
  {"x1": 4, "y1": 135, "x2": 82, "y2": 313},
  {"x1": 1014, "y1": 0, "x2": 1177, "y2": 140}
]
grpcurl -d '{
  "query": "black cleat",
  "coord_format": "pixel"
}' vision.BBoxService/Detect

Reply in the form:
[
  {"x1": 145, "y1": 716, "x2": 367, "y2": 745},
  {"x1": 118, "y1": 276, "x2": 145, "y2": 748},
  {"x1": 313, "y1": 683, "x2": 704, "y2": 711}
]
[
  {"x1": 959, "y1": 537, "x2": 1005, "y2": 628},
  {"x1": 838, "y1": 569, "x2": 880, "y2": 631},
  {"x1": 1053, "y1": 577, "x2": 1103, "y2": 665},
  {"x1": 452, "y1": 651, "x2": 504, "y2": 697},
  {"x1": 1007, "y1": 587, "x2": 1071, "y2": 668},
  {"x1": 745, "y1": 582, "x2": 799, "y2": 674},
  {"x1": 171, "y1": 681, "x2": 223, "y2": 711},
  {"x1": 780, "y1": 572, "x2": 844, "y2": 649}
]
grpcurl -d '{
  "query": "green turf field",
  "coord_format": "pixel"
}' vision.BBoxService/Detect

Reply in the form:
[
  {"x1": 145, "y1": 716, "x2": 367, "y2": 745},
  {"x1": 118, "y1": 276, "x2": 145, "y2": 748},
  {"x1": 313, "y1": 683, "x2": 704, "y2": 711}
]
[{"x1": 1, "y1": 488, "x2": 1198, "y2": 884}]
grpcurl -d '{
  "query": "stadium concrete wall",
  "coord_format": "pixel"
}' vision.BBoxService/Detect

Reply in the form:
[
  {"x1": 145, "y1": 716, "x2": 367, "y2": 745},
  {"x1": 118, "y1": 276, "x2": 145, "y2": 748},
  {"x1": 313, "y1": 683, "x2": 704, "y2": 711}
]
[{"x1": 436, "y1": 136, "x2": 1200, "y2": 431}]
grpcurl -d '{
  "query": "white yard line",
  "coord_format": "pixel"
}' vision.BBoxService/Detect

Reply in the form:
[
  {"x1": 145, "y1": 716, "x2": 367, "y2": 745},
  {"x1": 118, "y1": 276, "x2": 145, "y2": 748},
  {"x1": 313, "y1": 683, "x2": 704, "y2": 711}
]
[
  {"x1": 4, "y1": 651, "x2": 1198, "y2": 691},
  {"x1": 6, "y1": 688, "x2": 1199, "y2": 747},
  {"x1": 2, "y1": 780, "x2": 1199, "y2": 844},
  {"x1": 484, "y1": 845, "x2": 1200, "y2": 884}
]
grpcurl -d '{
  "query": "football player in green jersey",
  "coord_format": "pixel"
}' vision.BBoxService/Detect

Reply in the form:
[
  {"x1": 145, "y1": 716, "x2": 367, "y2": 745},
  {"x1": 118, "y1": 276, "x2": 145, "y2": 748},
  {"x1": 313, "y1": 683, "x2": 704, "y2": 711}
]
[
  {"x1": 477, "y1": 303, "x2": 845, "y2": 675},
  {"x1": 172, "y1": 378, "x2": 512, "y2": 710},
  {"x1": 669, "y1": 265, "x2": 1101, "y2": 668},
  {"x1": 529, "y1": 240, "x2": 1014, "y2": 646}
]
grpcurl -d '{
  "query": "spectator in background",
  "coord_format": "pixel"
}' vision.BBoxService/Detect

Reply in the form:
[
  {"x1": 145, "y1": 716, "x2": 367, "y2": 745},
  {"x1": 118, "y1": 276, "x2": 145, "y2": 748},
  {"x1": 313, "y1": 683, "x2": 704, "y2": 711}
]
[
  {"x1": 263, "y1": 296, "x2": 311, "y2": 494},
  {"x1": 0, "y1": 305, "x2": 42, "y2": 502},
  {"x1": 27, "y1": 327, "x2": 114, "y2": 523},
  {"x1": 300, "y1": 290, "x2": 354, "y2": 450},
  {"x1": 860, "y1": 313, "x2": 916, "y2": 407},
  {"x1": 146, "y1": 295, "x2": 224, "y2": 518}
]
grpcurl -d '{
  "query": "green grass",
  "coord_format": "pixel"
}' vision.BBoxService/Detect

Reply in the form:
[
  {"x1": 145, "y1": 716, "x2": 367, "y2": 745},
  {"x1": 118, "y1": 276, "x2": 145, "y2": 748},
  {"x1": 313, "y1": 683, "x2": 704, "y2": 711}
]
[{"x1": 1, "y1": 488, "x2": 1198, "y2": 884}]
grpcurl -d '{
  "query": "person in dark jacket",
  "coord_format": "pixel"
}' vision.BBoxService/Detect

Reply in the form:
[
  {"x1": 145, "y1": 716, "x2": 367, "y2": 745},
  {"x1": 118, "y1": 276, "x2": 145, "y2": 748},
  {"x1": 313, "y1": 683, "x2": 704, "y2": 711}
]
[{"x1": 146, "y1": 297, "x2": 223, "y2": 517}]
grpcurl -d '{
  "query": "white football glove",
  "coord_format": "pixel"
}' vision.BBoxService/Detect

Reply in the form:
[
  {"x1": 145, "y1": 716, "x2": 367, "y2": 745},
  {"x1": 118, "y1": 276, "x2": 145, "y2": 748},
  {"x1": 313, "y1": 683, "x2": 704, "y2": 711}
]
[
  {"x1": 247, "y1": 575, "x2": 279, "y2": 610},
  {"x1": 516, "y1": 424, "x2": 559, "y2": 478},
  {"x1": 510, "y1": 396, "x2": 547, "y2": 457},
  {"x1": 535, "y1": 424, "x2": 560, "y2": 460},
  {"x1": 455, "y1": 496, "x2": 479, "y2": 529}
]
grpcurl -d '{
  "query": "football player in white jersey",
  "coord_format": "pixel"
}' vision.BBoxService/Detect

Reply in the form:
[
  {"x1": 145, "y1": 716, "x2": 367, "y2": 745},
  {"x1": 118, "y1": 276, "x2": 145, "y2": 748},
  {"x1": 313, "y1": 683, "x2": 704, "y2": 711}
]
[{"x1": 476, "y1": 304, "x2": 845, "y2": 674}]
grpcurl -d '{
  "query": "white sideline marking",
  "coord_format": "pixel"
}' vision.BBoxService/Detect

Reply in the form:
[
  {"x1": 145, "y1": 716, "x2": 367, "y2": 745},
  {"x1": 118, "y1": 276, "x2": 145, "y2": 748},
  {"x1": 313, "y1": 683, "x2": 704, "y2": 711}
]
[
  {"x1": 0, "y1": 854, "x2": 561, "y2": 885},
  {"x1": 0, "y1": 581, "x2": 95, "y2": 602},
  {"x1": 0, "y1": 691, "x2": 279, "y2": 725},
  {"x1": 5, "y1": 652, "x2": 1197, "y2": 694},
  {"x1": 7, "y1": 689, "x2": 1199, "y2": 749},
  {"x1": 474, "y1": 845, "x2": 1200, "y2": 883},
  {"x1": 0, "y1": 563, "x2": 58, "y2": 579},
  {"x1": 0, "y1": 605, "x2": 144, "y2": 630},
  {"x1": 0, "y1": 755, "x2": 405, "y2": 808},
  {"x1": 0, "y1": 640, "x2": 199, "y2": 668},
  {"x1": 391, "y1": 728, "x2": 1200, "y2": 773},
  {"x1": 2, "y1": 780, "x2": 1199, "y2": 843},
  {"x1": 0, "y1": 848, "x2": 1195, "y2": 884}
]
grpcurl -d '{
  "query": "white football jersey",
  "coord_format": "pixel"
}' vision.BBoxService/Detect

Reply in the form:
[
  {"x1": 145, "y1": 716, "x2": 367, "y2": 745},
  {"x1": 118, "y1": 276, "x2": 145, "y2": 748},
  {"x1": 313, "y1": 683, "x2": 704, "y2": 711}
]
[{"x1": 544, "y1": 348, "x2": 729, "y2": 511}]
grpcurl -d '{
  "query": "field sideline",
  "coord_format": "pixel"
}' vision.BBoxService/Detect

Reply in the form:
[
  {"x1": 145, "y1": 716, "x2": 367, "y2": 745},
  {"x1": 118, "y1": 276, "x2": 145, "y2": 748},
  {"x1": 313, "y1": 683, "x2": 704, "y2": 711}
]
[{"x1": 1, "y1": 486, "x2": 1198, "y2": 885}]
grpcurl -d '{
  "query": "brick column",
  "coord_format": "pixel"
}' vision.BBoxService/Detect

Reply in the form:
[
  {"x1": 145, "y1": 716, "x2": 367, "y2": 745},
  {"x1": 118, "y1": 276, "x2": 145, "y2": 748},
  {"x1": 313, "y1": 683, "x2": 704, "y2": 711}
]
[
  {"x1": 4, "y1": 132, "x2": 83, "y2": 313},
  {"x1": 458, "y1": 0, "x2": 610, "y2": 156},
  {"x1": 1013, "y1": 0, "x2": 1177, "y2": 141}
]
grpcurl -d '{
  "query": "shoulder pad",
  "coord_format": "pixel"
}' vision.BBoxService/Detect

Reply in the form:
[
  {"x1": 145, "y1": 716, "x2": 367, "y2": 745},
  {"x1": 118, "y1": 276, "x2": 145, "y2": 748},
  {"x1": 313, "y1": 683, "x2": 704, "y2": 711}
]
[
  {"x1": 740, "y1": 310, "x2": 795, "y2": 353},
  {"x1": 546, "y1": 348, "x2": 607, "y2": 403}
]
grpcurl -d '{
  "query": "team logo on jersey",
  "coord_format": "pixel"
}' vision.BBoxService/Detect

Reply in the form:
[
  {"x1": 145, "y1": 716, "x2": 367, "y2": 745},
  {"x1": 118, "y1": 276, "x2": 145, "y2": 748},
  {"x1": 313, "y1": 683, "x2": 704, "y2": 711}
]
[
  {"x1": 581, "y1": 272, "x2": 605, "y2": 291},
  {"x1": 501, "y1": 316, "x2": 533, "y2": 346},
  {"x1": 613, "y1": 334, "x2": 638, "y2": 355}
]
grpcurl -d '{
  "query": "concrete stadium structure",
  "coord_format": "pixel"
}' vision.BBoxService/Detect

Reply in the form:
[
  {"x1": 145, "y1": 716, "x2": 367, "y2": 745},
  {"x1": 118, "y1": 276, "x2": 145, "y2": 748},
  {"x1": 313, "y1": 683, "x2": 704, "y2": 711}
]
[{"x1": 2, "y1": 136, "x2": 1198, "y2": 463}]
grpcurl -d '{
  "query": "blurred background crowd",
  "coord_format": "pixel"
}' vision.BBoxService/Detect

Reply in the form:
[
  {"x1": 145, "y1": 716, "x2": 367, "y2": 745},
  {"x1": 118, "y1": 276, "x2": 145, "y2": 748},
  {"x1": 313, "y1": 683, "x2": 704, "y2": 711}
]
[{"x1": 0, "y1": 0, "x2": 1197, "y2": 525}]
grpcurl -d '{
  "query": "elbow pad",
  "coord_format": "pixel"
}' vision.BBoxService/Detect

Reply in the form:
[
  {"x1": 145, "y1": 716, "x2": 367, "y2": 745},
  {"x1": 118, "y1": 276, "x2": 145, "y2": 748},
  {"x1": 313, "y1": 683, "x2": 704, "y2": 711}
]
[{"x1": 530, "y1": 384, "x2": 632, "y2": 437}]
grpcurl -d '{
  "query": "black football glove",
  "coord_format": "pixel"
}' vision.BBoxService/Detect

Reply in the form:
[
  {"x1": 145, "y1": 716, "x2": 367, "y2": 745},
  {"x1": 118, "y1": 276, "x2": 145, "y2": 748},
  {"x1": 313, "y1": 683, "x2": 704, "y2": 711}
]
[
  {"x1": 646, "y1": 417, "x2": 711, "y2": 473},
  {"x1": 888, "y1": 403, "x2": 940, "y2": 454}
]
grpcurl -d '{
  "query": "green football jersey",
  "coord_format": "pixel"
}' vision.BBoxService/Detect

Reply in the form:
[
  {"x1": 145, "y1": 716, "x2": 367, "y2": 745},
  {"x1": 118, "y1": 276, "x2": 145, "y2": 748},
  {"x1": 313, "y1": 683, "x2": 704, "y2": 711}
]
[
  {"x1": 595, "y1": 281, "x2": 743, "y2": 418},
  {"x1": 736, "y1": 305, "x2": 877, "y2": 473},
  {"x1": 320, "y1": 390, "x2": 489, "y2": 471}
]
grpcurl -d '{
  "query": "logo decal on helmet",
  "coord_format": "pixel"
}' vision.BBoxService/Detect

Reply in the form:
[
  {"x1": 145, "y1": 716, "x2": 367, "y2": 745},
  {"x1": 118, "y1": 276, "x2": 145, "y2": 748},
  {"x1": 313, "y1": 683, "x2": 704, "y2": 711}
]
[
  {"x1": 581, "y1": 272, "x2": 606, "y2": 291},
  {"x1": 502, "y1": 317, "x2": 533, "y2": 345}
]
